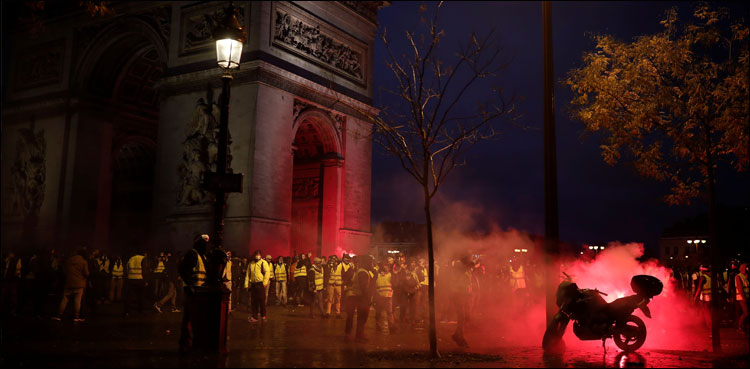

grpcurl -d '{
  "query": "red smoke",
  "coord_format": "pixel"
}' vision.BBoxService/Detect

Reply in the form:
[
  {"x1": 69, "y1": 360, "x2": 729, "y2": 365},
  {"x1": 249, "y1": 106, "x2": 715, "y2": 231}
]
[{"x1": 427, "y1": 200, "x2": 707, "y2": 352}]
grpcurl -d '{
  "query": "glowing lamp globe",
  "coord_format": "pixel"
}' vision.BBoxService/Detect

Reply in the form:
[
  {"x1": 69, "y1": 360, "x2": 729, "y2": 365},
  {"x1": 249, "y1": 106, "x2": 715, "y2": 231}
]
[{"x1": 214, "y1": 4, "x2": 246, "y2": 71}]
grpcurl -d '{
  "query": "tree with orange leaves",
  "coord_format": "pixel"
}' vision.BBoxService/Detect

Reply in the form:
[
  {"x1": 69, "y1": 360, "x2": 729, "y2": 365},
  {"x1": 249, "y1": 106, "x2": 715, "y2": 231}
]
[{"x1": 566, "y1": 3, "x2": 749, "y2": 352}]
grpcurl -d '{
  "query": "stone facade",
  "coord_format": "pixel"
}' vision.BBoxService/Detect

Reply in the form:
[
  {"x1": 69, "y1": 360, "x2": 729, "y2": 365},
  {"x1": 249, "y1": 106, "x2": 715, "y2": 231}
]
[{"x1": 2, "y1": 1, "x2": 384, "y2": 257}]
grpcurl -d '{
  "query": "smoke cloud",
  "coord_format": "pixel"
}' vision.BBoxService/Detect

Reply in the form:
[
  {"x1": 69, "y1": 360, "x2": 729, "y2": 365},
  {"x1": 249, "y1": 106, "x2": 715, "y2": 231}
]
[{"x1": 425, "y1": 199, "x2": 706, "y2": 351}]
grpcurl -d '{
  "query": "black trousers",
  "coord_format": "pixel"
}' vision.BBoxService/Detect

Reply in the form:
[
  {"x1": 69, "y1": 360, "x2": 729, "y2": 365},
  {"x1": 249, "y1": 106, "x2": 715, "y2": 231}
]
[
  {"x1": 250, "y1": 282, "x2": 266, "y2": 318},
  {"x1": 345, "y1": 296, "x2": 370, "y2": 338},
  {"x1": 124, "y1": 279, "x2": 146, "y2": 314},
  {"x1": 179, "y1": 287, "x2": 197, "y2": 351}
]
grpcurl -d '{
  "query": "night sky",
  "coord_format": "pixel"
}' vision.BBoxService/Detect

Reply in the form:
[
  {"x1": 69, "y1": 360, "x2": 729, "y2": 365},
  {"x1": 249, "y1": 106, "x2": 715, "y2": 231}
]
[{"x1": 370, "y1": 1, "x2": 750, "y2": 254}]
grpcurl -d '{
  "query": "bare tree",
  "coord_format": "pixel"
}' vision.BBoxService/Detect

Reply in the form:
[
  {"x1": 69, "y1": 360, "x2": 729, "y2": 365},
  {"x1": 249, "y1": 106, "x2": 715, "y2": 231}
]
[{"x1": 364, "y1": 2, "x2": 515, "y2": 357}]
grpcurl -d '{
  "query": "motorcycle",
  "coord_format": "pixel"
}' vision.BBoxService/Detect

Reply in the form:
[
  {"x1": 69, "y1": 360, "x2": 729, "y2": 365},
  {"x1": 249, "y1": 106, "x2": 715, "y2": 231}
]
[{"x1": 542, "y1": 274, "x2": 663, "y2": 353}]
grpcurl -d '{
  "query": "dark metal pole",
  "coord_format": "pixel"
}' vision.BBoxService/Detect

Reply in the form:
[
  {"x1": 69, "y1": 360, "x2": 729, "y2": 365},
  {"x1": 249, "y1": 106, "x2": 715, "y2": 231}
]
[
  {"x1": 543, "y1": 1, "x2": 560, "y2": 326},
  {"x1": 214, "y1": 73, "x2": 232, "y2": 248}
]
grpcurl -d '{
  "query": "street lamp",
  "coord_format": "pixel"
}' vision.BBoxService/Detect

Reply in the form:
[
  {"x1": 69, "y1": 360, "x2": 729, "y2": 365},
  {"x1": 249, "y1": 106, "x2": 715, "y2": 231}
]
[{"x1": 209, "y1": 2, "x2": 247, "y2": 248}]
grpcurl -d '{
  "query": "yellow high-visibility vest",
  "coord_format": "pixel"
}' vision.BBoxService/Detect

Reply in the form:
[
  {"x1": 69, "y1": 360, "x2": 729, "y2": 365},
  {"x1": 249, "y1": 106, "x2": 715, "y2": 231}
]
[
  {"x1": 98, "y1": 258, "x2": 110, "y2": 273},
  {"x1": 294, "y1": 265, "x2": 307, "y2": 278},
  {"x1": 375, "y1": 272, "x2": 393, "y2": 298},
  {"x1": 700, "y1": 273, "x2": 712, "y2": 302},
  {"x1": 275, "y1": 264, "x2": 287, "y2": 282},
  {"x1": 346, "y1": 269, "x2": 372, "y2": 297},
  {"x1": 127, "y1": 255, "x2": 144, "y2": 280},
  {"x1": 112, "y1": 263, "x2": 124, "y2": 278},
  {"x1": 420, "y1": 267, "x2": 429, "y2": 286},
  {"x1": 245, "y1": 259, "x2": 269, "y2": 287},
  {"x1": 222, "y1": 260, "x2": 232, "y2": 282},
  {"x1": 330, "y1": 263, "x2": 343, "y2": 286},
  {"x1": 313, "y1": 267, "x2": 324, "y2": 291},
  {"x1": 191, "y1": 250, "x2": 207, "y2": 287},
  {"x1": 737, "y1": 274, "x2": 749, "y2": 301},
  {"x1": 155, "y1": 261, "x2": 165, "y2": 274}
]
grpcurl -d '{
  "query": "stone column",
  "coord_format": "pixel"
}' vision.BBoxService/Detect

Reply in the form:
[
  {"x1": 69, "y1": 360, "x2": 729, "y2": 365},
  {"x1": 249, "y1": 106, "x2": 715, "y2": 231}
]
[{"x1": 320, "y1": 157, "x2": 343, "y2": 257}]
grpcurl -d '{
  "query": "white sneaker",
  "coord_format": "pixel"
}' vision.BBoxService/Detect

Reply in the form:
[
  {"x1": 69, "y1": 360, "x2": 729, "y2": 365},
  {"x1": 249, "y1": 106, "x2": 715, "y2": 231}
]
[{"x1": 153, "y1": 303, "x2": 162, "y2": 313}]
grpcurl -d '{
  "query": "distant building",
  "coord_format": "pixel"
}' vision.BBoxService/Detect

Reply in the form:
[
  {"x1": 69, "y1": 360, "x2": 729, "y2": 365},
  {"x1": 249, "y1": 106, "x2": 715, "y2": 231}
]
[
  {"x1": 370, "y1": 221, "x2": 426, "y2": 260},
  {"x1": 658, "y1": 206, "x2": 749, "y2": 269}
]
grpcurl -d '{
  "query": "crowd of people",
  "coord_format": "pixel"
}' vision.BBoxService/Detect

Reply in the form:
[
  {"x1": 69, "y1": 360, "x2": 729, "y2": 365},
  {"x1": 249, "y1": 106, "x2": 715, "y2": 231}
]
[
  {"x1": 5, "y1": 239, "x2": 745, "y2": 352},
  {"x1": 672, "y1": 260, "x2": 749, "y2": 335}
]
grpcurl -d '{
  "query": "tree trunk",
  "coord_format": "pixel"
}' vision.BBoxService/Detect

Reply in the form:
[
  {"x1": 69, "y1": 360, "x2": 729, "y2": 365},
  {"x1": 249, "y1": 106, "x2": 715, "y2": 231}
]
[{"x1": 424, "y1": 186, "x2": 439, "y2": 358}]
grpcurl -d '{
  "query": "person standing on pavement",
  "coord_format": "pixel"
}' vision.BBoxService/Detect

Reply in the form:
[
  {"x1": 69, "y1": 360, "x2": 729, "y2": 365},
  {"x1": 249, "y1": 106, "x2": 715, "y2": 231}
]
[
  {"x1": 293, "y1": 253, "x2": 310, "y2": 307},
  {"x1": 124, "y1": 249, "x2": 150, "y2": 317},
  {"x1": 736, "y1": 263, "x2": 749, "y2": 335},
  {"x1": 374, "y1": 260, "x2": 397, "y2": 334},
  {"x1": 693, "y1": 264, "x2": 713, "y2": 332},
  {"x1": 245, "y1": 250, "x2": 271, "y2": 322},
  {"x1": 109, "y1": 256, "x2": 124, "y2": 302},
  {"x1": 265, "y1": 255, "x2": 275, "y2": 305},
  {"x1": 325, "y1": 255, "x2": 342, "y2": 318},
  {"x1": 450, "y1": 253, "x2": 475, "y2": 348},
  {"x1": 178, "y1": 234, "x2": 209, "y2": 354},
  {"x1": 345, "y1": 256, "x2": 375, "y2": 343},
  {"x1": 154, "y1": 250, "x2": 180, "y2": 314},
  {"x1": 309, "y1": 257, "x2": 326, "y2": 318},
  {"x1": 52, "y1": 247, "x2": 89, "y2": 322},
  {"x1": 275, "y1": 256, "x2": 288, "y2": 306}
]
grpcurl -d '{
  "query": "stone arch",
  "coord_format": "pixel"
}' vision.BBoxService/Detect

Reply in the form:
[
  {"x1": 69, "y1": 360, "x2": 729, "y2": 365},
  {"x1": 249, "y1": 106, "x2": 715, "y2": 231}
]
[
  {"x1": 290, "y1": 108, "x2": 345, "y2": 257},
  {"x1": 71, "y1": 17, "x2": 168, "y2": 94},
  {"x1": 292, "y1": 108, "x2": 344, "y2": 159},
  {"x1": 66, "y1": 16, "x2": 167, "y2": 253}
]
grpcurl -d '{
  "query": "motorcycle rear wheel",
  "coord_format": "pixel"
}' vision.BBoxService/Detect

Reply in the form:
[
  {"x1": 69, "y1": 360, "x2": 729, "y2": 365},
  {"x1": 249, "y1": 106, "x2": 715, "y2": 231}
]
[{"x1": 613, "y1": 315, "x2": 647, "y2": 352}]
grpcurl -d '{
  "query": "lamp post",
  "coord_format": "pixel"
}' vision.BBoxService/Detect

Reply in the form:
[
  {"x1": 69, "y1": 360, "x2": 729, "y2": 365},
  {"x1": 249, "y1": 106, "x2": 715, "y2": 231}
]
[{"x1": 208, "y1": 2, "x2": 246, "y2": 248}]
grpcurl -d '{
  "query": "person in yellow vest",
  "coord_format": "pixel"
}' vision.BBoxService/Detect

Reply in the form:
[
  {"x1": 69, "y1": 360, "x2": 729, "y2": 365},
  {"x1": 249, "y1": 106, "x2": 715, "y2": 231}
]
[
  {"x1": 274, "y1": 256, "x2": 288, "y2": 306},
  {"x1": 265, "y1": 255, "x2": 275, "y2": 305},
  {"x1": 221, "y1": 250, "x2": 234, "y2": 312},
  {"x1": 417, "y1": 258, "x2": 429, "y2": 323},
  {"x1": 153, "y1": 252, "x2": 167, "y2": 299},
  {"x1": 450, "y1": 253, "x2": 475, "y2": 348},
  {"x1": 735, "y1": 263, "x2": 748, "y2": 335},
  {"x1": 293, "y1": 254, "x2": 310, "y2": 307},
  {"x1": 693, "y1": 264, "x2": 712, "y2": 332},
  {"x1": 345, "y1": 255, "x2": 375, "y2": 342},
  {"x1": 109, "y1": 256, "x2": 124, "y2": 302},
  {"x1": 308, "y1": 257, "x2": 326, "y2": 318},
  {"x1": 96, "y1": 253, "x2": 111, "y2": 303},
  {"x1": 124, "y1": 249, "x2": 150, "y2": 317},
  {"x1": 374, "y1": 260, "x2": 397, "y2": 334},
  {"x1": 245, "y1": 250, "x2": 271, "y2": 322},
  {"x1": 326, "y1": 255, "x2": 343, "y2": 318},
  {"x1": 178, "y1": 234, "x2": 209, "y2": 354},
  {"x1": 510, "y1": 261, "x2": 526, "y2": 292},
  {"x1": 154, "y1": 251, "x2": 181, "y2": 314}
]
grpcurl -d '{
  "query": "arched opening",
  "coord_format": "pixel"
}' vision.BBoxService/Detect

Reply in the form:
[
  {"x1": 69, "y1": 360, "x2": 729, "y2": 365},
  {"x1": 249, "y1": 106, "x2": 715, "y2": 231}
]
[
  {"x1": 291, "y1": 111, "x2": 343, "y2": 257},
  {"x1": 109, "y1": 138, "x2": 156, "y2": 256},
  {"x1": 71, "y1": 22, "x2": 166, "y2": 254}
]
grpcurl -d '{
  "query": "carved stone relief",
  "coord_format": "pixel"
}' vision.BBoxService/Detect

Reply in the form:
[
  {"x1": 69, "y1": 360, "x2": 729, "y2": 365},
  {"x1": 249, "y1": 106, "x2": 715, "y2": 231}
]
[
  {"x1": 9, "y1": 122, "x2": 46, "y2": 218},
  {"x1": 13, "y1": 40, "x2": 64, "y2": 91},
  {"x1": 176, "y1": 98, "x2": 232, "y2": 206},
  {"x1": 292, "y1": 177, "x2": 320, "y2": 200},
  {"x1": 272, "y1": 4, "x2": 366, "y2": 84},
  {"x1": 179, "y1": 2, "x2": 247, "y2": 56}
]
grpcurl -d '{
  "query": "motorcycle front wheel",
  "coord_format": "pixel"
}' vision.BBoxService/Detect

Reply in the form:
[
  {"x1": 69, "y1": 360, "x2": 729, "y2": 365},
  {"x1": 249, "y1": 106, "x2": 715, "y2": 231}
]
[
  {"x1": 613, "y1": 315, "x2": 647, "y2": 352},
  {"x1": 542, "y1": 312, "x2": 569, "y2": 353}
]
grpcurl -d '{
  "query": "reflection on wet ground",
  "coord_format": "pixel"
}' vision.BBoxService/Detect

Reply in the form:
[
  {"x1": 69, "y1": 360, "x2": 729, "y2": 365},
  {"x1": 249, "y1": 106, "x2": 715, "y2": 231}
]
[{"x1": 1, "y1": 305, "x2": 747, "y2": 368}]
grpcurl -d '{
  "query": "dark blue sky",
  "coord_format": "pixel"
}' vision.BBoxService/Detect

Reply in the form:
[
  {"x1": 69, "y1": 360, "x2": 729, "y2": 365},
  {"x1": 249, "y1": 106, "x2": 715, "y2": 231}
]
[{"x1": 370, "y1": 1, "x2": 750, "y2": 252}]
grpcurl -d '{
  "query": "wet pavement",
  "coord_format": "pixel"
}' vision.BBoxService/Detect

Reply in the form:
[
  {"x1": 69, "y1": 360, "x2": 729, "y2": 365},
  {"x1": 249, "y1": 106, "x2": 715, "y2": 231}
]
[{"x1": 1, "y1": 303, "x2": 747, "y2": 368}]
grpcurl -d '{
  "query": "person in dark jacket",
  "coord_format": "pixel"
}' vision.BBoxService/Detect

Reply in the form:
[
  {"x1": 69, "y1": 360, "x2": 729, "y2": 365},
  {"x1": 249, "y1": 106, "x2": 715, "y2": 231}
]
[
  {"x1": 178, "y1": 234, "x2": 209, "y2": 354},
  {"x1": 154, "y1": 251, "x2": 180, "y2": 313},
  {"x1": 52, "y1": 248, "x2": 90, "y2": 322}
]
